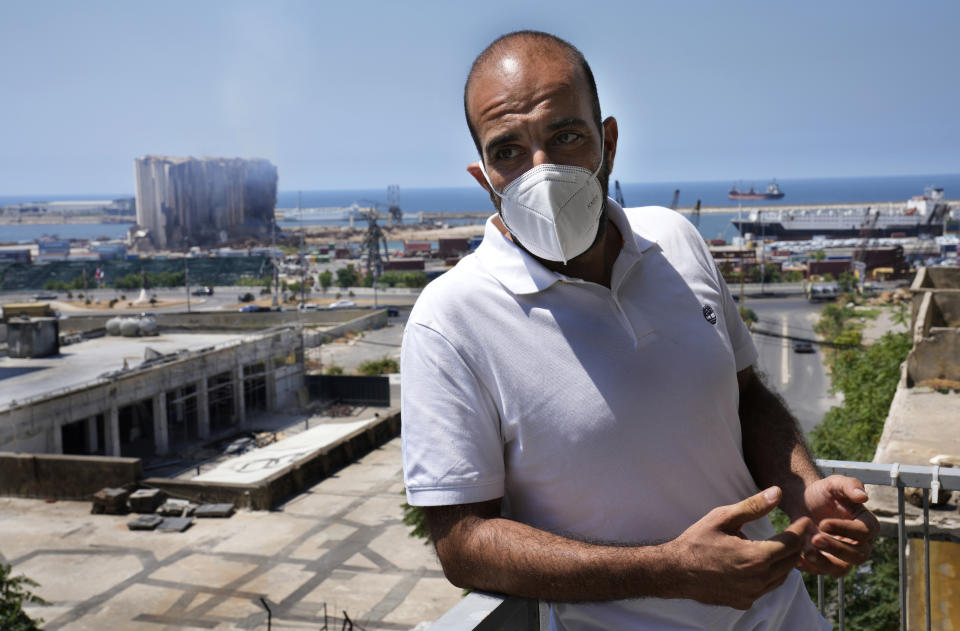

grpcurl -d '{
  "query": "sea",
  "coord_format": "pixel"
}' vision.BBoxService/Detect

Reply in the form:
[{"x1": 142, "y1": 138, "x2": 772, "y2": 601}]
[{"x1": 2, "y1": 173, "x2": 957, "y2": 244}]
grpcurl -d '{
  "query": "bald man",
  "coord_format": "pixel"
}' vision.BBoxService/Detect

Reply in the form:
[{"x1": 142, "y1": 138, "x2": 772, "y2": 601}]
[{"x1": 401, "y1": 31, "x2": 877, "y2": 630}]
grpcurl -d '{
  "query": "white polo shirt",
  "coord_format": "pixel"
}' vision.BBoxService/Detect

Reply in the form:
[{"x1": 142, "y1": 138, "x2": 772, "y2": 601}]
[{"x1": 401, "y1": 200, "x2": 827, "y2": 630}]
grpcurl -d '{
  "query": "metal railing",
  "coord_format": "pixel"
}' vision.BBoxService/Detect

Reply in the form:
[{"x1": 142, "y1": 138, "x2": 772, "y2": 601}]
[{"x1": 428, "y1": 460, "x2": 960, "y2": 631}]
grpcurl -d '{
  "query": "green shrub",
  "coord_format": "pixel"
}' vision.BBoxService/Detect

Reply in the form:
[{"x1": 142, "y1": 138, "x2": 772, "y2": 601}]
[
  {"x1": 357, "y1": 356, "x2": 399, "y2": 375},
  {"x1": 0, "y1": 562, "x2": 46, "y2": 631}
]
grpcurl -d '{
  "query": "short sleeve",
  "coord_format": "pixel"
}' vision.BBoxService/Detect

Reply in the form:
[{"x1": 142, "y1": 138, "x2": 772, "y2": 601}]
[
  {"x1": 716, "y1": 267, "x2": 758, "y2": 371},
  {"x1": 401, "y1": 322, "x2": 505, "y2": 506}
]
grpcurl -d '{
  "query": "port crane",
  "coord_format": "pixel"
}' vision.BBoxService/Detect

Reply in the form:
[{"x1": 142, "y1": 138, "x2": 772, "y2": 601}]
[{"x1": 614, "y1": 180, "x2": 626, "y2": 207}]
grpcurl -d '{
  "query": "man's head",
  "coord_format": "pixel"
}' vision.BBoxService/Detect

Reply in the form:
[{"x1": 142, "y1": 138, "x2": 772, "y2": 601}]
[
  {"x1": 464, "y1": 31, "x2": 602, "y2": 158},
  {"x1": 462, "y1": 31, "x2": 618, "y2": 264},
  {"x1": 463, "y1": 31, "x2": 617, "y2": 210}
]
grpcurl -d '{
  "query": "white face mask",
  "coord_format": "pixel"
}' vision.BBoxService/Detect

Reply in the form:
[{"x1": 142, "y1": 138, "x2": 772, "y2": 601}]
[{"x1": 478, "y1": 138, "x2": 605, "y2": 264}]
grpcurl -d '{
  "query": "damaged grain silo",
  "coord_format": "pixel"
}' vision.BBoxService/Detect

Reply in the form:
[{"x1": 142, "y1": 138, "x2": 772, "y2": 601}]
[{"x1": 133, "y1": 155, "x2": 278, "y2": 249}]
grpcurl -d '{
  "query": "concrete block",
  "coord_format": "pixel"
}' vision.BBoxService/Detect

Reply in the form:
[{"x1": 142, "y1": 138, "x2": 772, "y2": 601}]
[
  {"x1": 129, "y1": 488, "x2": 166, "y2": 513},
  {"x1": 92, "y1": 487, "x2": 130, "y2": 514},
  {"x1": 194, "y1": 503, "x2": 235, "y2": 518},
  {"x1": 156, "y1": 516, "x2": 193, "y2": 532},
  {"x1": 127, "y1": 514, "x2": 163, "y2": 530}
]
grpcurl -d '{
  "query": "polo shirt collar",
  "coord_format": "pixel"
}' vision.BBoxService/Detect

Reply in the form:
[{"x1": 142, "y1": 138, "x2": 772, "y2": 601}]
[{"x1": 475, "y1": 197, "x2": 659, "y2": 295}]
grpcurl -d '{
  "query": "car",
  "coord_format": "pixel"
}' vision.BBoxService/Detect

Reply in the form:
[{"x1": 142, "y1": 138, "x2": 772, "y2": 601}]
[
  {"x1": 191, "y1": 286, "x2": 214, "y2": 296},
  {"x1": 33, "y1": 293, "x2": 58, "y2": 300},
  {"x1": 327, "y1": 300, "x2": 357, "y2": 309},
  {"x1": 238, "y1": 304, "x2": 270, "y2": 312},
  {"x1": 298, "y1": 303, "x2": 320, "y2": 311},
  {"x1": 793, "y1": 341, "x2": 816, "y2": 353}
]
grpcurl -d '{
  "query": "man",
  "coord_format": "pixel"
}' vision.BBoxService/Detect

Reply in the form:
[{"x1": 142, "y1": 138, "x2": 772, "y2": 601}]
[{"x1": 402, "y1": 31, "x2": 878, "y2": 629}]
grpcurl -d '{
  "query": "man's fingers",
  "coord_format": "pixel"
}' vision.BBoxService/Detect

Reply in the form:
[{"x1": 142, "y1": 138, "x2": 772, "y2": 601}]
[
  {"x1": 820, "y1": 517, "x2": 873, "y2": 543},
  {"x1": 813, "y1": 532, "x2": 871, "y2": 566},
  {"x1": 827, "y1": 475, "x2": 869, "y2": 505},
  {"x1": 718, "y1": 487, "x2": 781, "y2": 530},
  {"x1": 761, "y1": 516, "x2": 811, "y2": 563}
]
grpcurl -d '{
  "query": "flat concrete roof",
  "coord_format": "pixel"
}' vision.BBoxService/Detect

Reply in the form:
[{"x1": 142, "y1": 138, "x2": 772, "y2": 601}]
[
  {"x1": 0, "y1": 331, "x2": 248, "y2": 408},
  {"x1": 1, "y1": 436, "x2": 462, "y2": 629}
]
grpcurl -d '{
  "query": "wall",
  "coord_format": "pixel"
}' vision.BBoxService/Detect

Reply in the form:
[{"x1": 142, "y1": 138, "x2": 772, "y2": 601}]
[
  {"x1": 0, "y1": 452, "x2": 141, "y2": 500},
  {"x1": 0, "y1": 328, "x2": 304, "y2": 454},
  {"x1": 6, "y1": 318, "x2": 59, "y2": 358},
  {"x1": 145, "y1": 412, "x2": 399, "y2": 509},
  {"x1": 59, "y1": 308, "x2": 386, "y2": 335},
  {"x1": 908, "y1": 266, "x2": 960, "y2": 385}
]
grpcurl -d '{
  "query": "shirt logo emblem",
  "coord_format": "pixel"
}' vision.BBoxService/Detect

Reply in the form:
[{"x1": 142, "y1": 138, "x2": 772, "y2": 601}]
[{"x1": 702, "y1": 305, "x2": 718, "y2": 325}]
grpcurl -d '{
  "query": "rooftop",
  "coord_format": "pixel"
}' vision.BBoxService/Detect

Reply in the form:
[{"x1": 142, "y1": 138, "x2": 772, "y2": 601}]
[{"x1": 0, "y1": 330, "x2": 247, "y2": 409}]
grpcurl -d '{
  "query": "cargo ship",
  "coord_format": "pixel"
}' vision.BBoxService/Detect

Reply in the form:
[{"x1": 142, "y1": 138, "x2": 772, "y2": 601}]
[
  {"x1": 728, "y1": 180, "x2": 785, "y2": 200},
  {"x1": 731, "y1": 187, "x2": 951, "y2": 240}
]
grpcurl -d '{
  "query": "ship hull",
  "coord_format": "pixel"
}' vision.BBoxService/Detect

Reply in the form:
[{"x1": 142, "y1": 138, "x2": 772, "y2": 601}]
[
  {"x1": 728, "y1": 193, "x2": 785, "y2": 200},
  {"x1": 732, "y1": 220, "x2": 945, "y2": 239}
]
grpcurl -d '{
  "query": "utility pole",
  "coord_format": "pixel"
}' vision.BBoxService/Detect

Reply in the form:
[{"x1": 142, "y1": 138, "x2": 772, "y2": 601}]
[
  {"x1": 299, "y1": 191, "x2": 306, "y2": 307},
  {"x1": 759, "y1": 210, "x2": 765, "y2": 295},
  {"x1": 271, "y1": 214, "x2": 279, "y2": 309},
  {"x1": 185, "y1": 259, "x2": 191, "y2": 313},
  {"x1": 738, "y1": 198, "x2": 745, "y2": 304}
]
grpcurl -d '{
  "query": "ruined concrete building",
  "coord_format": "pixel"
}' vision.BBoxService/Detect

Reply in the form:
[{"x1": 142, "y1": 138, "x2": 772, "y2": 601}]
[{"x1": 134, "y1": 155, "x2": 277, "y2": 249}]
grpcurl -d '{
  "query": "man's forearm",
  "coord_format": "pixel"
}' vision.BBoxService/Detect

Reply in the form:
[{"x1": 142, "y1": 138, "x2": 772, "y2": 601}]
[
  {"x1": 738, "y1": 367, "x2": 820, "y2": 520},
  {"x1": 438, "y1": 512, "x2": 677, "y2": 602}
]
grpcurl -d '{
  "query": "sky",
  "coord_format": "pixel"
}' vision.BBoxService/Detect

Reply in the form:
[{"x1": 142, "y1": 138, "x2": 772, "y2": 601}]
[{"x1": 1, "y1": 0, "x2": 958, "y2": 195}]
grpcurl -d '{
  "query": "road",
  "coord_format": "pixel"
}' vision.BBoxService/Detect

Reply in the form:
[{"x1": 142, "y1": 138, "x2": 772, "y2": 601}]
[{"x1": 745, "y1": 295, "x2": 839, "y2": 434}]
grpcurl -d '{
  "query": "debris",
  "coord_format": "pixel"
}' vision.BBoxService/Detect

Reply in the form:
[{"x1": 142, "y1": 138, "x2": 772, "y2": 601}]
[
  {"x1": 195, "y1": 503, "x2": 236, "y2": 518},
  {"x1": 156, "y1": 516, "x2": 193, "y2": 532},
  {"x1": 129, "y1": 488, "x2": 167, "y2": 514},
  {"x1": 157, "y1": 499, "x2": 197, "y2": 516},
  {"x1": 905, "y1": 486, "x2": 954, "y2": 509},
  {"x1": 127, "y1": 514, "x2": 164, "y2": 531},
  {"x1": 91, "y1": 487, "x2": 130, "y2": 515}
]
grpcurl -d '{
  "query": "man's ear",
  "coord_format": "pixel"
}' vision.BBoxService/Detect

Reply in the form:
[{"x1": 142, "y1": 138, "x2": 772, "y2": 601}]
[
  {"x1": 602, "y1": 116, "x2": 619, "y2": 174},
  {"x1": 466, "y1": 162, "x2": 491, "y2": 192}
]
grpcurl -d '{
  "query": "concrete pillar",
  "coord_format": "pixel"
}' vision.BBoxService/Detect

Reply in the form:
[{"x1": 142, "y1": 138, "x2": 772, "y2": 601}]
[
  {"x1": 106, "y1": 406, "x2": 120, "y2": 457},
  {"x1": 197, "y1": 378, "x2": 210, "y2": 439},
  {"x1": 52, "y1": 421, "x2": 63, "y2": 455},
  {"x1": 152, "y1": 393, "x2": 169, "y2": 456},
  {"x1": 265, "y1": 367, "x2": 277, "y2": 411},
  {"x1": 234, "y1": 366, "x2": 246, "y2": 425},
  {"x1": 85, "y1": 416, "x2": 99, "y2": 454}
]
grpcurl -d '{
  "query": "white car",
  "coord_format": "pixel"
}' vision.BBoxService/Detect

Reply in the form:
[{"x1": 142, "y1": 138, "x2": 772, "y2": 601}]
[{"x1": 327, "y1": 300, "x2": 357, "y2": 309}]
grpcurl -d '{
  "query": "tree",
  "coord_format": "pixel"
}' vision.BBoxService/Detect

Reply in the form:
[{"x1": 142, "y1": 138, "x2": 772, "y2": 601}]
[
  {"x1": 318, "y1": 270, "x2": 333, "y2": 293},
  {"x1": 837, "y1": 271, "x2": 856, "y2": 294},
  {"x1": 335, "y1": 265, "x2": 358, "y2": 288},
  {"x1": 793, "y1": 302, "x2": 912, "y2": 630},
  {"x1": 0, "y1": 563, "x2": 46, "y2": 631}
]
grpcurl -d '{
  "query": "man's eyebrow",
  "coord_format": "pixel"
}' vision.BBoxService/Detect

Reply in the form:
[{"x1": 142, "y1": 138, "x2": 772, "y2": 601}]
[
  {"x1": 547, "y1": 117, "x2": 589, "y2": 131},
  {"x1": 484, "y1": 132, "x2": 519, "y2": 157}
]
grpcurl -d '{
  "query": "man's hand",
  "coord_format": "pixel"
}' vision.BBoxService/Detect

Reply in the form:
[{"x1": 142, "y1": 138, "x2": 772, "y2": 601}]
[
  {"x1": 667, "y1": 486, "x2": 812, "y2": 610},
  {"x1": 794, "y1": 475, "x2": 879, "y2": 577}
]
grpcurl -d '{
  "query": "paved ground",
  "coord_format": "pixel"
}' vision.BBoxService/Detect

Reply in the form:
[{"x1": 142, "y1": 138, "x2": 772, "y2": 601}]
[{"x1": 1, "y1": 437, "x2": 461, "y2": 630}]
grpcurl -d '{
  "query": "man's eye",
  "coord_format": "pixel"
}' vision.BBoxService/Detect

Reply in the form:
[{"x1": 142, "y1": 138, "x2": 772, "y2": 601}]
[
  {"x1": 494, "y1": 147, "x2": 521, "y2": 161},
  {"x1": 555, "y1": 132, "x2": 580, "y2": 145}
]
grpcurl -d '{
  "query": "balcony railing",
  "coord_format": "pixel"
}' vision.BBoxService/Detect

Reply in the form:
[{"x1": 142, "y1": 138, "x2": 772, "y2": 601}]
[{"x1": 427, "y1": 460, "x2": 960, "y2": 631}]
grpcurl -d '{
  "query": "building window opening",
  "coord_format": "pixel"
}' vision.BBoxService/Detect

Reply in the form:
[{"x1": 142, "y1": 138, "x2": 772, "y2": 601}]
[
  {"x1": 244, "y1": 362, "x2": 268, "y2": 412},
  {"x1": 207, "y1": 371, "x2": 236, "y2": 431},
  {"x1": 166, "y1": 385, "x2": 199, "y2": 447},
  {"x1": 118, "y1": 399, "x2": 155, "y2": 458},
  {"x1": 60, "y1": 419, "x2": 88, "y2": 455}
]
